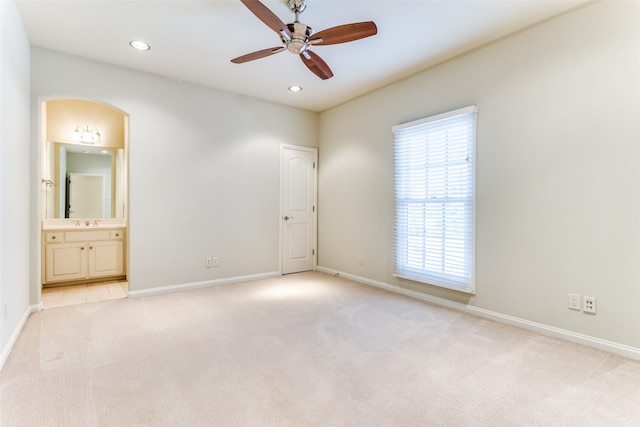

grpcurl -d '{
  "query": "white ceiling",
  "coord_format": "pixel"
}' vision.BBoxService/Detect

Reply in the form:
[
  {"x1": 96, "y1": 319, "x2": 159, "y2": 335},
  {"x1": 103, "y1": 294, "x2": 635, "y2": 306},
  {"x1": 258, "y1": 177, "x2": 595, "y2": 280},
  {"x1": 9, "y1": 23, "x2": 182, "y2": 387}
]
[{"x1": 16, "y1": 0, "x2": 589, "y2": 112}]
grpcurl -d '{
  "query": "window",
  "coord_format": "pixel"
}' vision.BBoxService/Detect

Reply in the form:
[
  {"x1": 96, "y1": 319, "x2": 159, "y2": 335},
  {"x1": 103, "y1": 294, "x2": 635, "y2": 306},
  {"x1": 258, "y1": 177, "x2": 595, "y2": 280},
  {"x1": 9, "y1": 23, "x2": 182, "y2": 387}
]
[{"x1": 393, "y1": 106, "x2": 477, "y2": 293}]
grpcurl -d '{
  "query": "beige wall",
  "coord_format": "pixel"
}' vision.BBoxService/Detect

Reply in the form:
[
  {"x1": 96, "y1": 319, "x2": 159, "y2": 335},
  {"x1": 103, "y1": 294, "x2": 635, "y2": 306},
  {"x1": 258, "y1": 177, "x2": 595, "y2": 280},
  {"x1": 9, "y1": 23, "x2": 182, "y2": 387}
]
[
  {"x1": 46, "y1": 99, "x2": 125, "y2": 148},
  {"x1": 31, "y1": 48, "x2": 318, "y2": 295},
  {"x1": 0, "y1": 0, "x2": 31, "y2": 365},
  {"x1": 318, "y1": 1, "x2": 640, "y2": 350}
]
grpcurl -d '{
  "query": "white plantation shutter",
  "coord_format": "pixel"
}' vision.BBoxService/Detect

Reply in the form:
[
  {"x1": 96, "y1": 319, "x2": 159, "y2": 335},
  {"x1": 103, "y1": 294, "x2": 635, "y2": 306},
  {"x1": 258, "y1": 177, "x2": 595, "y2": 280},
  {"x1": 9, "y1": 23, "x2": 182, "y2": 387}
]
[{"x1": 393, "y1": 106, "x2": 477, "y2": 293}]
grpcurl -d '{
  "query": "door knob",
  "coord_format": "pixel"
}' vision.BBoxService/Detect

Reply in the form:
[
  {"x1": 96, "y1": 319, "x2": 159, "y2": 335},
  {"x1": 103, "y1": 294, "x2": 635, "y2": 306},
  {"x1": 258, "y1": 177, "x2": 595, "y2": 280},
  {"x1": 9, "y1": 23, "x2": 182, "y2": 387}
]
[{"x1": 284, "y1": 216, "x2": 294, "y2": 221}]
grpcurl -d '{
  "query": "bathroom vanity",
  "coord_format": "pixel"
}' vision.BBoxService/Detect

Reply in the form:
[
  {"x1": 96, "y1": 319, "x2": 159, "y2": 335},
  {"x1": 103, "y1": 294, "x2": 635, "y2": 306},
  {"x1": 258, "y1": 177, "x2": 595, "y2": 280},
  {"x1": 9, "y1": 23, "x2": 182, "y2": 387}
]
[{"x1": 42, "y1": 220, "x2": 126, "y2": 286}]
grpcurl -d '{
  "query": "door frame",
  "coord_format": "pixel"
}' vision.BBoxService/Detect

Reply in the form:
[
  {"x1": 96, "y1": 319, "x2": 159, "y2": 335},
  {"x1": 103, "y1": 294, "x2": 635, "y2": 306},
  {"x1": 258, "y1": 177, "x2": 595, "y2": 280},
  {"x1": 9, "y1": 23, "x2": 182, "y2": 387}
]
[{"x1": 279, "y1": 144, "x2": 318, "y2": 274}]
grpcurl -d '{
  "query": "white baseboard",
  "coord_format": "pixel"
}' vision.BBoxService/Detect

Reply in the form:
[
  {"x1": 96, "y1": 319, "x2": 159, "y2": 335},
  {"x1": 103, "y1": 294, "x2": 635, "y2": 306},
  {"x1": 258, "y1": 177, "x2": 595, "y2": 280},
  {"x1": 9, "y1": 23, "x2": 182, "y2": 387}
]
[
  {"x1": 0, "y1": 303, "x2": 41, "y2": 371},
  {"x1": 128, "y1": 271, "x2": 281, "y2": 298},
  {"x1": 317, "y1": 266, "x2": 640, "y2": 361}
]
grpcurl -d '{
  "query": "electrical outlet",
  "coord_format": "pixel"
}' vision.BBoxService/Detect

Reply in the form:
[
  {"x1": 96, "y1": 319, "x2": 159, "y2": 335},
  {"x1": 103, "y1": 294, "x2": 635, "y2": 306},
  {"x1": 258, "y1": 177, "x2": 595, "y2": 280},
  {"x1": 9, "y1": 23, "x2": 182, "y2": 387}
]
[
  {"x1": 212, "y1": 257, "x2": 219, "y2": 267},
  {"x1": 205, "y1": 257, "x2": 213, "y2": 268},
  {"x1": 568, "y1": 293, "x2": 581, "y2": 310},
  {"x1": 358, "y1": 255, "x2": 364, "y2": 265},
  {"x1": 583, "y1": 296, "x2": 596, "y2": 314}
]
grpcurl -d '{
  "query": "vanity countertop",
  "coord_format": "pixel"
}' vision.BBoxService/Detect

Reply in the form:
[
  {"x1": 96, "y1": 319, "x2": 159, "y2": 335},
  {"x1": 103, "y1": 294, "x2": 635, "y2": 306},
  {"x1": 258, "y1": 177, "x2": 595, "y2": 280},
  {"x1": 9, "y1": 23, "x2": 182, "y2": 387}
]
[
  {"x1": 43, "y1": 224, "x2": 125, "y2": 231},
  {"x1": 42, "y1": 219, "x2": 127, "y2": 231}
]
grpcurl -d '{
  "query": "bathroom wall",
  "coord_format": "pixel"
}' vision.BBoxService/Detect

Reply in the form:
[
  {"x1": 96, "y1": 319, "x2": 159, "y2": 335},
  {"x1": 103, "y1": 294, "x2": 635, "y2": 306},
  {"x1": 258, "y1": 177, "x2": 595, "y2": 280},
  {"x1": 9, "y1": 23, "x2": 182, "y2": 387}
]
[{"x1": 46, "y1": 99, "x2": 125, "y2": 148}]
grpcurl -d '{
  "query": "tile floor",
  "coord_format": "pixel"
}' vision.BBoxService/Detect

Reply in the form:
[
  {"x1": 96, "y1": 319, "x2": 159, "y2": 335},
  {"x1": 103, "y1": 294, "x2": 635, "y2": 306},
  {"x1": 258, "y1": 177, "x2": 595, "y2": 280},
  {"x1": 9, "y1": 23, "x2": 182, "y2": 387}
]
[{"x1": 42, "y1": 280, "x2": 128, "y2": 309}]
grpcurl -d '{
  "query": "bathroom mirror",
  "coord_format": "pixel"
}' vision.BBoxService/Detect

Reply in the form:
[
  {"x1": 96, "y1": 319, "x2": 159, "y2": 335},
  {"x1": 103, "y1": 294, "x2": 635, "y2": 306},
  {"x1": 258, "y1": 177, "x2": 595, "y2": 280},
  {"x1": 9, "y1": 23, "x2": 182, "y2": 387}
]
[
  {"x1": 44, "y1": 142, "x2": 125, "y2": 219},
  {"x1": 42, "y1": 99, "x2": 127, "y2": 220}
]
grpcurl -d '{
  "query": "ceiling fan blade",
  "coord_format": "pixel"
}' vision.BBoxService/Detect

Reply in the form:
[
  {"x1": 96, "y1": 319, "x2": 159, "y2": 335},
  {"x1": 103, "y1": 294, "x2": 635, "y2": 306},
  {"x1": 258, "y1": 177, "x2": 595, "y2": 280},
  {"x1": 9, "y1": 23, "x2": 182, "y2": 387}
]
[
  {"x1": 300, "y1": 50, "x2": 334, "y2": 80},
  {"x1": 231, "y1": 47, "x2": 285, "y2": 64},
  {"x1": 309, "y1": 21, "x2": 377, "y2": 45},
  {"x1": 240, "y1": 0, "x2": 292, "y2": 38}
]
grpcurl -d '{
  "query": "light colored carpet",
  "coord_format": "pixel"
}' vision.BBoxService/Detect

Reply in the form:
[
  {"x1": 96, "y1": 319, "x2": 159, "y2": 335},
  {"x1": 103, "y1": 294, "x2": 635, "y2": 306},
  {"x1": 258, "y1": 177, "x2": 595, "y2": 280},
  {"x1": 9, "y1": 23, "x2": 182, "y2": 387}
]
[{"x1": 1, "y1": 272, "x2": 639, "y2": 426}]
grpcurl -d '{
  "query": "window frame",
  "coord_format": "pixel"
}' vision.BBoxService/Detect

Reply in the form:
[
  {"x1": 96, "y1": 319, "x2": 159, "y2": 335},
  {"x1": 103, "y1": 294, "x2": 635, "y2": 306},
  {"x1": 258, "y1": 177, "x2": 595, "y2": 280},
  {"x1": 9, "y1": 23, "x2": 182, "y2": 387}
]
[{"x1": 392, "y1": 105, "x2": 477, "y2": 294}]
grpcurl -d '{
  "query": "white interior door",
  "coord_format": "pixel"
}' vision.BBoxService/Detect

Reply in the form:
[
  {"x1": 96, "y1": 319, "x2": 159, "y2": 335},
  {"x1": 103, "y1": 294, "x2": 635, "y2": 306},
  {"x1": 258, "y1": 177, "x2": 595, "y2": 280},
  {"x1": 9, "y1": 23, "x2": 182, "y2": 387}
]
[
  {"x1": 281, "y1": 146, "x2": 317, "y2": 274},
  {"x1": 68, "y1": 173, "x2": 104, "y2": 218}
]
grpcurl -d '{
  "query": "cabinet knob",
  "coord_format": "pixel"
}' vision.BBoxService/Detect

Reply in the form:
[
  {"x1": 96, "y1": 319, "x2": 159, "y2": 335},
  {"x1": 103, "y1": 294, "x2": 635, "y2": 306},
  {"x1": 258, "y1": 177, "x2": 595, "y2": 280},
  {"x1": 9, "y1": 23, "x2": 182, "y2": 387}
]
[
  {"x1": 51, "y1": 236, "x2": 56, "y2": 240},
  {"x1": 89, "y1": 246, "x2": 94, "y2": 250},
  {"x1": 81, "y1": 247, "x2": 85, "y2": 250}
]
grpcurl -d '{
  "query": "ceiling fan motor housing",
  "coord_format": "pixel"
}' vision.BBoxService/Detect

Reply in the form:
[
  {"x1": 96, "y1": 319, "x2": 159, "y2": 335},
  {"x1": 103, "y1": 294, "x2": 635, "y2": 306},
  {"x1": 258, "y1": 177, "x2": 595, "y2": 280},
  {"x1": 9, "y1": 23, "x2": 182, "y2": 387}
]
[{"x1": 286, "y1": 22, "x2": 313, "y2": 54}]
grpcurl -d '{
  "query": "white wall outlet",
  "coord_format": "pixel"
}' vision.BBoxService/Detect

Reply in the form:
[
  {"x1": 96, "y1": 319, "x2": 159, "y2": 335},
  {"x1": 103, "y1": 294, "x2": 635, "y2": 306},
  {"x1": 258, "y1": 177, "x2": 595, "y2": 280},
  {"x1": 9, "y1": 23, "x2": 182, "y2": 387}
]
[
  {"x1": 583, "y1": 296, "x2": 596, "y2": 314},
  {"x1": 212, "y1": 257, "x2": 219, "y2": 267},
  {"x1": 358, "y1": 255, "x2": 364, "y2": 265},
  {"x1": 568, "y1": 293, "x2": 581, "y2": 310},
  {"x1": 205, "y1": 257, "x2": 213, "y2": 268},
  {"x1": 3, "y1": 302, "x2": 7, "y2": 321}
]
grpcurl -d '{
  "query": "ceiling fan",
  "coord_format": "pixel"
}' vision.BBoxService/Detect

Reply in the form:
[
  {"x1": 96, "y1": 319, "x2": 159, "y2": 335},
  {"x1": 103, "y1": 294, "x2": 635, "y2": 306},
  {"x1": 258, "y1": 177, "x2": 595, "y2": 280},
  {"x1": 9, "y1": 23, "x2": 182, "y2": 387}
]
[{"x1": 231, "y1": 0, "x2": 377, "y2": 80}]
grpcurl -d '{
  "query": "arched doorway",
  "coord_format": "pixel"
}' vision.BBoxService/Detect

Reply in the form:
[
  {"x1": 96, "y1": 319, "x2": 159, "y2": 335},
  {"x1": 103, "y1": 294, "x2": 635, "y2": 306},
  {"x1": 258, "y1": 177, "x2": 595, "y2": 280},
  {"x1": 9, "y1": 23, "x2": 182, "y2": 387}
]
[{"x1": 39, "y1": 98, "x2": 129, "y2": 308}]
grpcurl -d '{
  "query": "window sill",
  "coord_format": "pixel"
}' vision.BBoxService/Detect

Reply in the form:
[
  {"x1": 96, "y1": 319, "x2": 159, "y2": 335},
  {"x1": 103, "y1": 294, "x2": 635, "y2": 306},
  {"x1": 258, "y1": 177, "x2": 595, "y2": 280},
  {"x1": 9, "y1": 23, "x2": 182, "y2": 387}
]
[{"x1": 393, "y1": 273, "x2": 475, "y2": 295}]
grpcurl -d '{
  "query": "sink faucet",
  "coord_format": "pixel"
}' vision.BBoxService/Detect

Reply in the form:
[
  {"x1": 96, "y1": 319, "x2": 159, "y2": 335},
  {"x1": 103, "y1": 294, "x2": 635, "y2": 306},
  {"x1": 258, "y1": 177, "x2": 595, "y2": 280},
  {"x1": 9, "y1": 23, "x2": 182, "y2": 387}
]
[
  {"x1": 75, "y1": 220, "x2": 80, "y2": 227},
  {"x1": 93, "y1": 219, "x2": 100, "y2": 226},
  {"x1": 85, "y1": 220, "x2": 90, "y2": 227}
]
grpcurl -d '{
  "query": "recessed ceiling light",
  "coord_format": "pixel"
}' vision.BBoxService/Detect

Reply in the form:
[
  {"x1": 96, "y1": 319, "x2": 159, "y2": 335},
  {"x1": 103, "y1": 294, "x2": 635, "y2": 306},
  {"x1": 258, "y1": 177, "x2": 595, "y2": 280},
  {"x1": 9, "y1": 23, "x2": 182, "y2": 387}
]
[
  {"x1": 288, "y1": 85, "x2": 302, "y2": 92},
  {"x1": 129, "y1": 40, "x2": 150, "y2": 51}
]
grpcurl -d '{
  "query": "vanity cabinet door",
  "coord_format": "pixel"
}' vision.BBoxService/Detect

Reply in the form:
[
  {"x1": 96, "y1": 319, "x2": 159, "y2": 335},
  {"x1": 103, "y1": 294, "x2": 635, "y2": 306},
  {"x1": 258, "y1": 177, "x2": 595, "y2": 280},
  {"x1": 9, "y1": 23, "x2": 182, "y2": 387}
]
[
  {"x1": 88, "y1": 240, "x2": 124, "y2": 278},
  {"x1": 45, "y1": 242, "x2": 88, "y2": 282}
]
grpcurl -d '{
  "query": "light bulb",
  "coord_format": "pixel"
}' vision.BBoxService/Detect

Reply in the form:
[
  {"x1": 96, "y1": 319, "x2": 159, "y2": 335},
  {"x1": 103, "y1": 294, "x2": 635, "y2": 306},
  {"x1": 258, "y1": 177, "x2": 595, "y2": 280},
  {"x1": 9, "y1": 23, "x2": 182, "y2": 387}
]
[{"x1": 72, "y1": 126, "x2": 82, "y2": 141}]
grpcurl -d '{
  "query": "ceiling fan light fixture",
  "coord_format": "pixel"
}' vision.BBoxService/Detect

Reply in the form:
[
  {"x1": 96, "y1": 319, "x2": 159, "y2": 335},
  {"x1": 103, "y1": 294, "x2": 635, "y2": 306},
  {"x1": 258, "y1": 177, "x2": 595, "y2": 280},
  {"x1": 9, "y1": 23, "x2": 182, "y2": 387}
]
[
  {"x1": 288, "y1": 85, "x2": 302, "y2": 92},
  {"x1": 129, "y1": 40, "x2": 151, "y2": 51},
  {"x1": 286, "y1": 39, "x2": 307, "y2": 54}
]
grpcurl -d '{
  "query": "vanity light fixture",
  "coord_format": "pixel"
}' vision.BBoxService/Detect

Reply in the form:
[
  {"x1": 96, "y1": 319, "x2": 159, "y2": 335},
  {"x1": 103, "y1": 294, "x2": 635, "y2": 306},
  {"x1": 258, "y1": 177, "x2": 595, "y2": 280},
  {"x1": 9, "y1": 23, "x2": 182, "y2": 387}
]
[
  {"x1": 72, "y1": 125, "x2": 101, "y2": 144},
  {"x1": 288, "y1": 85, "x2": 303, "y2": 92},
  {"x1": 129, "y1": 40, "x2": 151, "y2": 51}
]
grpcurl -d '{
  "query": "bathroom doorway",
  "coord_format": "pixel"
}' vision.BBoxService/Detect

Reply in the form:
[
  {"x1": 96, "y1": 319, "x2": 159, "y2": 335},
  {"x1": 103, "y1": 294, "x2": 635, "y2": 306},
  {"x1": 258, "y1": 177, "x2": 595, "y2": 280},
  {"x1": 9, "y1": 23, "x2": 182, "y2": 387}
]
[{"x1": 39, "y1": 98, "x2": 129, "y2": 306}]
